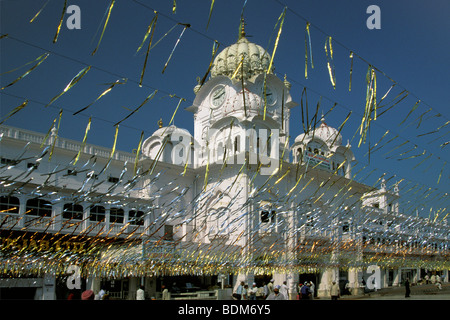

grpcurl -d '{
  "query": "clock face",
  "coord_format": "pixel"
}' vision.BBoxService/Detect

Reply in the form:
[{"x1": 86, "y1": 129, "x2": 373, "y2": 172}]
[
  {"x1": 211, "y1": 86, "x2": 226, "y2": 109},
  {"x1": 263, "y1": 86, "x2": 277, "y2": 106}
]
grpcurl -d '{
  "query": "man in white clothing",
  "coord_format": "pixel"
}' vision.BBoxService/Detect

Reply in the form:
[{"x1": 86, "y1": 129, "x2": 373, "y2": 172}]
[
  {"x1": 280, "y1": 281, "x2": 289, "y2": 300},
  {"x1": 266, "y1": 285, "x2": 287, "y2": 300}
]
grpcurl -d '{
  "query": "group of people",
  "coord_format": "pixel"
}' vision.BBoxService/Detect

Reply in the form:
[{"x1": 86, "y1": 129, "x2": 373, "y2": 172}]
[{"x1": 233, "y1": 279, "x2": 317, "y2": 300}]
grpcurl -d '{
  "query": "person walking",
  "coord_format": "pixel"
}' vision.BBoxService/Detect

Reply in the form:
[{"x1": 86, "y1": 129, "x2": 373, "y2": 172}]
[
  {"x1": 162, "y1": 285, "x2": 170, "y2": 300},
  {"x1": 249, "y1": 283, "x2": 258, "y2": 300},
  {"x1": 309, "y1": 281, "x2": 315, "y2": 300},
  {"x1": 330, "y1": 281, "x2": 340, "y2": 300},
  {"x1": 262, "y1": 282, "x2": 269, "y2": 299},
  {"x1": 242, "y1": 284, "x2": 249, "y2": 300},
  {"x1": 280, "y1": 281, "x2": 289, "y2": 300},
  {"x1": 267, "y1": 279, "x2": 274, "y2": 296},
  {"x1": 300, "y1": 282, "x2": 310, "y2": 300},
  {"x1": 233, "y1": 281, "x2": 245, "y2": 300},
  {"x1": 405, "y1": 278, "x2": 411, "y2": 298}
]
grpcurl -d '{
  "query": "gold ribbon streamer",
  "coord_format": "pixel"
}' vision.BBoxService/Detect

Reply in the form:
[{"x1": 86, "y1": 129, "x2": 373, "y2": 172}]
[
  {"x1": 30, "y1": 0, "x2": 50, "y2": 23},
  {"x1": 437, "y1": 161, "x2": 446, "y2": 184},
  {"x1": 92, "y1": 0, "x2": 115, "y2": 55},
  {"x1": 114, "y1": 89, "x2": 158, "y2": 126},
  {"x1": 358, "y1": 65, "x2": 377, "y2": 147},
  {"x1": 73, "y1": 79, "x2": 127, "y2": 115},
  {"x1": 324, "y1": 36, "x2": 336, "y2": 89},
  {"x1": 399, "y1": 100, "x2": 420, "y2": 126},
  {"x1": 162, "y1": 24, "x2": 190, "y2": 74},
  {"x1": 305, "y1": 22, "x2": 314, "y2": 79},
  {"x1": 98, "y1": 125, "x2": 120, "y2": 175},
  {"x1": 136, "y1": 11, "x2": 158, "y2": 54},
  {"x1": 0, "y1": 100, "x2": 28, "y2": 125},
  {"x1": 46, "y1": 66, "x2": 91, "y2": 107},
  {"x1": 348, "y1": 51, "x2": 353, "y2": 91},
  {"x1": 267, "y1": 7, "x2": 286, "y2": 74},
  {"x1": 206, "y1": 0, "x2": 215, "y2": 30},
  {"x1": 138, "y1": 12, "x2": 159, "y2": 86},
  {"x1": 1, "y1": 53, "x2": 49, "y2": 90},
  {"x1": 199, "y1": 40, "x2": 220, "y2": 86},
  {"x1": 53, "y1": 0, "x2": 67, "y2": 43},
  {"x1": 133, "y1": 131, "x2": 144, "y2": 176},
  {"x1": 74, "y1": 117, "x2": 92, "y2": 165}
]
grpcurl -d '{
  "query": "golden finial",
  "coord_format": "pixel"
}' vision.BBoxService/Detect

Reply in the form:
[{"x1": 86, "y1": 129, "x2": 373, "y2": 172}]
[
  {"x1": 158, "y1": 118, "x2": 163, "y2": 128},
  {"x1": 239, "y1": 17, "x2": 246, "y2": 40}
]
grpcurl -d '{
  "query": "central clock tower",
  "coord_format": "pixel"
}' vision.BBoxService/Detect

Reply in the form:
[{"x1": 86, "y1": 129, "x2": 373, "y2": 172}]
[{"x1": 186, "y1": 27, "x2": 297, "y2": 168}]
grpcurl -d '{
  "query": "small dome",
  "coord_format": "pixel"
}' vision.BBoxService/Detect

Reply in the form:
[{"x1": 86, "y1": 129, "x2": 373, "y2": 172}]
[
  {"x1": 152, "y1": 125, "x2": 192, "y2": 139},
  {"x1": 294, "y1": 117, "x2": 342, "y2": 147},
  {"x1": 314, "y1": 119, "x2": 342, "y2": 146},
  {"x1": 210, "y1": 36, "x2": 273, "y2": 80}
]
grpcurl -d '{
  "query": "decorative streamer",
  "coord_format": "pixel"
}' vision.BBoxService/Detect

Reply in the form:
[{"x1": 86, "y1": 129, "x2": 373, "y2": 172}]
[
  {"x1": 358, "y1": 65, "x2": 377, "y2": 147},
  {"x1": 114, "y1": 89, "x2": 158, "y2": 126},
  {"x1": 138, "y1": 12, "x2": 159, "y2": 87},
  {"x1": 324, "y1": 36, "x2": 336, "y2": 89},
  {"x1": 73, "y1": 117, "x2": 92, "y2": 165},
  {"x1": 53, "y1": 0, "x2": 67, "y2": 43},
  {"x1": 162, "y1": 23, "x2": 190, "y2": 74},
  {"x1": 0, "y1": 100, "x2": 28, "y2": 125},
  {"x1": 173, "y1": 0, "x2": 177, "y2": 14},
  {"x1": 241, "y1": 64, "x2": 247, "y2": 117},
  {"x1": 206, "y1": 0, "x2": 215, "y2": 30},
  {"x1": 399, "y1": 100, "x2": 420, "y2": 126},
  {"x1": 166, "y1": 97, "x2": 185, "y2": 128},
  {"x1": 199, "y1": 40, "x2": 220, "y2": 86},
  {"x1": 98, "y1": 125, "x2": 120, "y2": 176},
  {"x1": 267, "y1": 7, "x2": 286, "y2": 75},
  {"x1": 300, "y1": 87, "x2": 308, "y2": 133},
  {"x1": 437, "y1": 161, "x2": 446, "y2": 185},
  {"x1": 46, "y1": 66, "x2": 91, "y2": 107},
  {"x1": 348, "y1": 51, "x2": 353, "y2": 91},
  {"x1": 136, "y1": 11, "x2": 158, "y2": 54},
  {"x1": 48, "y1": 110, "x2": 63, "y2": 161},
  {"x1": 73, "y1": 78, "x2": 127, "y2": 115},
  {"x1": 29, "y1": 0, "x2": 50, "y2": 23},
  {"x1": 263, "y1": 73, "x2": 268, "y2": 120},
  {"x1": 304, "y1": 22, "x2": 314, "y2": 79},
  {"x1": 92, "y1": 0, "x2": 115, "y2": 55},
  {"x1": 1, "y1": 53, "x2": 49, "y2": 90}
]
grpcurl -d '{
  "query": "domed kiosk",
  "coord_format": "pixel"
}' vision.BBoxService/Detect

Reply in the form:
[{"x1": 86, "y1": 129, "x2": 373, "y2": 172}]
[
  {"x1": 142, "y1": 119, "x2": 193, "y2": 165},
  {"x1": 292, "y1": 116, "x2": 355, "y2": 178}
]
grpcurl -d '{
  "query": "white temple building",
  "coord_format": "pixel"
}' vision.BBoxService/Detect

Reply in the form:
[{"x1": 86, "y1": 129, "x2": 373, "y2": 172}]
[{"x1": 1, "y1": 26, "x2": 448, "y2": 300}]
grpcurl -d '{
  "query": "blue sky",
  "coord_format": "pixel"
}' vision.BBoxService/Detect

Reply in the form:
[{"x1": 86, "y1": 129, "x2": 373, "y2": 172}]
[{"x1": 1, "y1": 0, "x2": 449, "y2": 218}]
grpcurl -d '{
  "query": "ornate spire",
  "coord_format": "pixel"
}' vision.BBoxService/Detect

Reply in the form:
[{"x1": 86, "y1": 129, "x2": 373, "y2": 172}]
[{"x1": 239, "y1": 17, "x2": 246, "y2": 40}]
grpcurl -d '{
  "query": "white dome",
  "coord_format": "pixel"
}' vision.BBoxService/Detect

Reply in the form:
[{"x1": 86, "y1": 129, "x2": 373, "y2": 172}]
[
  {"x1": 151, "y1": 125, "x2": 192, "y2": 139},
  {"x1": 294, "y1": 118, "x2": 342, "y2": 147},
  {"x1": 210, "y1": 36, "x2": 273, "y2": 80},
  {"x1": 314, "y1": 120, "x2": 342, "y2": 146}
]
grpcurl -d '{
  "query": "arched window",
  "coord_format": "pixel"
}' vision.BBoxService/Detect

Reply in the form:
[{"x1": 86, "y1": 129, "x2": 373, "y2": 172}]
[
  {"x1": 129, "y1": 210, "x2": 144, "y2": 226},
  {"x1": 63, "y1": 203, "x2": 83, "y2": 220},
  {"x1": 110, "y1": 207, "x2": 124, "y2": 224},
  {"x1": 89, "y1": 205, "x2": 105, "y2": 222},
  {"x1": 26, "y1": 198, "x2": 52, "y2": 217},
  {"x1": 0, "y1": 196, "x2": 20, "y2": 214}
]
